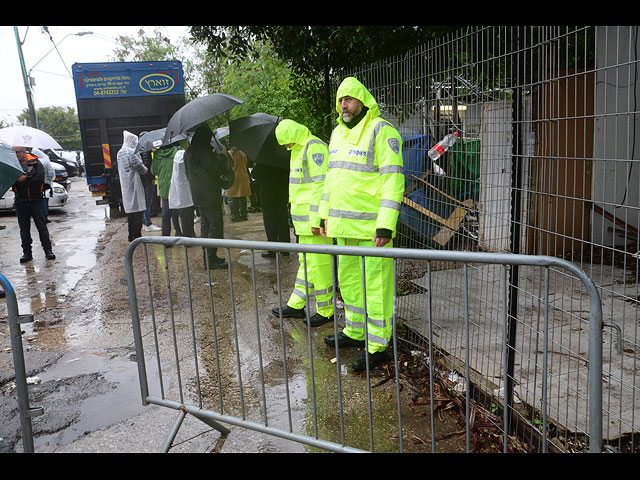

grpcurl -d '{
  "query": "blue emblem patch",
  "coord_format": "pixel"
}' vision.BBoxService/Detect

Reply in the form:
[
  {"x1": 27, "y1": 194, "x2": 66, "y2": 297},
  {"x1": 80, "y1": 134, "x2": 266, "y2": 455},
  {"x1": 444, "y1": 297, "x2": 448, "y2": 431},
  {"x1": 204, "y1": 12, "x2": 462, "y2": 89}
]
[
  {"x1": 387, "y1": 138, "x2": 400, "y2": 154},
  {"x1": 312, "y1": 153, "x2": 324, "y2": 166}
]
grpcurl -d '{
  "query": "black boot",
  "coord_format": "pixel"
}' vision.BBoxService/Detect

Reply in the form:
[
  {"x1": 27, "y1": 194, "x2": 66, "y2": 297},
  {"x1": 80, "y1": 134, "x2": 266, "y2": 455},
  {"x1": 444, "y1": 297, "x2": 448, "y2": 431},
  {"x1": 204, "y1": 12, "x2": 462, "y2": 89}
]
[
  {"x1": 324, "y1": 331, "x2": 365, "y2": 348},
  {"x1": 305, "y1": 312, "x2": 333, "y2": 327},
  {"x1": 272, "y1": 305, "x2": 306, "y2": 318},
  {"x1": 20, "y1": 252, "x2": 32, "y2": 263},
  {"x1": 351, "y1": 350, "x2": 388, "y2": 372},
  {"x1": 44, "y1": 249, "x2": 56, "y2": 260}
]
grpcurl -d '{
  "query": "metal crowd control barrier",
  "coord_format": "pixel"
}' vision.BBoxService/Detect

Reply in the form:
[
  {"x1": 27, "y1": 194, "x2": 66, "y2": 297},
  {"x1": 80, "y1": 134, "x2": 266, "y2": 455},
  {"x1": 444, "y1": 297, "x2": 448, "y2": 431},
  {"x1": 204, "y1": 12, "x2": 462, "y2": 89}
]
[
  {"x1": 1, "y1": 273, "x2": 43, "y2": 453},
  {"x1": 124, "y1": 237, "x2": 603, "y2": 453}
]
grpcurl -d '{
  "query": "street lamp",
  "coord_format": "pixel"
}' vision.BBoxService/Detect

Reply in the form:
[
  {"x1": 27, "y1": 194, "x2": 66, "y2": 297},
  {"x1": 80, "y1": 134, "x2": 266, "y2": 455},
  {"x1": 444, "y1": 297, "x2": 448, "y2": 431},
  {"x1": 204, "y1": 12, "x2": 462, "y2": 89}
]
[
  {"x1": 29, "y1": 30, "x2": 93, "y2": 80},
  {"x1": 14, "y1": 28, "x2": 93, "y2": 128}
]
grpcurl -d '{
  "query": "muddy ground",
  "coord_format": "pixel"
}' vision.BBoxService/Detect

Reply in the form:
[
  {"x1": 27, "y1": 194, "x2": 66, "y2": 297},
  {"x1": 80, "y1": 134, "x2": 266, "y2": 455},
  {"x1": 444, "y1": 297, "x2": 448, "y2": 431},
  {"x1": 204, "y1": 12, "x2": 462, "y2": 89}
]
[{"x1": 0, "y1": 177, "x2": 495, "y2": 453}]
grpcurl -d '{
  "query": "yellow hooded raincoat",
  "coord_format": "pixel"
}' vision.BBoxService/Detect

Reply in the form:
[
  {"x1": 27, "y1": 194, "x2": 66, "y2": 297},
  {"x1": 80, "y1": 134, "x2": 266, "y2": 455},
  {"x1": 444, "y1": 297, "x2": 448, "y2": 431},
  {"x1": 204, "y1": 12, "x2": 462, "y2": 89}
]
[
  {"x1": 275, "y1": 119, "x2": 334, "y2": 318},
  {"x1": 318, "y1": 77, "x2": 405, "y2": 353}
]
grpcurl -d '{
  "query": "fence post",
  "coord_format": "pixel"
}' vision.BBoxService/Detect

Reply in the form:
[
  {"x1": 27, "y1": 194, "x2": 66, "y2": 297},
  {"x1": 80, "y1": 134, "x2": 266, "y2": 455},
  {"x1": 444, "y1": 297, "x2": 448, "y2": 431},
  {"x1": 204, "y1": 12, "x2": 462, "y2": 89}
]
[
  {"x1": 1, "y1": 274, "x2": 43, "y2": 453},
  {"x1": 504, "y1": 25, "x2": 526, "y2": 437}
]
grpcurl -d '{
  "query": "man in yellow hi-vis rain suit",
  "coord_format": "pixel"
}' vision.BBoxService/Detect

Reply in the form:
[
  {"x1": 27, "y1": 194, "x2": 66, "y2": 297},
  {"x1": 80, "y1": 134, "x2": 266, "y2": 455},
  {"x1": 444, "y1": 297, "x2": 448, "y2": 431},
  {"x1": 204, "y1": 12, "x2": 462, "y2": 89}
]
[
  {"x1": 272, "y1": 119, "x2": 335, "y2": 327},
  {"x1": 318, "y1": 77, "x2": 404, "y2": 372}
]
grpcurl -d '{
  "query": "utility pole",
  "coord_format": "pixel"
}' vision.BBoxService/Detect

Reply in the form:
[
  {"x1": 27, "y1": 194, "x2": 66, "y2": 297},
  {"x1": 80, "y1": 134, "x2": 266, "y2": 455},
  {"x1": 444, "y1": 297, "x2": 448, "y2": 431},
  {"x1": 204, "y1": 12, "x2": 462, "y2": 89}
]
[{"x1": 14, "y1": 26, "x2": 38, "y2": 128}]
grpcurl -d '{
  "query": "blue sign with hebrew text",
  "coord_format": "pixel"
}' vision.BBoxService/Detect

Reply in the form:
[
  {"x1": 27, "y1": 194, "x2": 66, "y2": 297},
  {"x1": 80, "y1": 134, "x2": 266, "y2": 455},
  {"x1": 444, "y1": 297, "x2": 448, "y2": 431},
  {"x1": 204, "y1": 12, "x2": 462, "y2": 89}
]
[{"x1": 72, "y1": 61, "x2": 184, "y2": 99}]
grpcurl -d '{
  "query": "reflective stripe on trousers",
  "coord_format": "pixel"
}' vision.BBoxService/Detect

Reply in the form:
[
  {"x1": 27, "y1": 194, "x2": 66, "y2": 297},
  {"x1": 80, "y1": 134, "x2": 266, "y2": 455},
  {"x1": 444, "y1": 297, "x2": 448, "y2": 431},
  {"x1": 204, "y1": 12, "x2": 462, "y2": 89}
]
[
  {"x1": 287, "y1": 234, "x2": 335, "y2": 318},
  {"x1": 337, "y1": 237, "x2": 394, "y2": 353}
]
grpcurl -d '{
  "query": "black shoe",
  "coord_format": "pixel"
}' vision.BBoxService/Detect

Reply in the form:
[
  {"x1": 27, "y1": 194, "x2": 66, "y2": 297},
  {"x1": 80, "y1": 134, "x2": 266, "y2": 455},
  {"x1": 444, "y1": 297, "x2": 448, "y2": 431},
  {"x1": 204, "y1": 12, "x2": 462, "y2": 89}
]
[
  {"x1": 352, "y1": 350, "x2": 388, "y2": 372},
  {"x1": 205, "y1": 256, "x2": 227, "y2": 269},
  {"x1": 305, "y1": 312, "x2": 333, "y2": 327},
  {"x1": 20, "y1": 254, "x2": 33, "y2": 263},
  {"x1": 262, "y1": 251, "x2": 276, "y2": 258},
  {"x1": 45, "y1": 250, "x2": 56, "y2": 260},
  {"x1": 272, "y1": 305, "x2": 306, "y2": 318},
  {"x1": 324, "y1": 331, "x2": 365, "y2": 348},
  {"x1": 210, "y1": 257, "x2": 228, "y2": 269}
]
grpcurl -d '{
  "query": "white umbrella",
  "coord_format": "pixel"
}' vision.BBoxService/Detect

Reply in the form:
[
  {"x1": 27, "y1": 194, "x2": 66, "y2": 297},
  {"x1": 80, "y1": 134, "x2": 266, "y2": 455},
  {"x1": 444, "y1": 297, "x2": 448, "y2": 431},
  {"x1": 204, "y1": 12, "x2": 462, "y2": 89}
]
[{"x1": 0, "y1": 125, "x2": 63, "y2": 150}]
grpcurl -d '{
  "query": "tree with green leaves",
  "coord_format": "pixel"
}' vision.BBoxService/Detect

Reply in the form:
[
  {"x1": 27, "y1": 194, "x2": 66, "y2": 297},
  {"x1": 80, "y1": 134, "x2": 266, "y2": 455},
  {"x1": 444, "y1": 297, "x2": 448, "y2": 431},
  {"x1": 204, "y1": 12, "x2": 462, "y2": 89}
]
[
  {"x1": 190, "y1": 26, "x2": 461, "y2": 138},
  {"x1": 113, "y1": 27, "x2": 320, "y2": 136}
]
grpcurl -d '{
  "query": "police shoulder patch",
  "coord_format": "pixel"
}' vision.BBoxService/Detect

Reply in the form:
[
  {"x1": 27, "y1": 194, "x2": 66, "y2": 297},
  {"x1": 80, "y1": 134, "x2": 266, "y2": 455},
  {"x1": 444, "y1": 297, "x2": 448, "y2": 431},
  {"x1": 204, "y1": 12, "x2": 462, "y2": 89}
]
[
  {"x1": 387, "y1": 138, "x2": 400, "y2": 154},
  {"x1": 312, "y1": 153, "x2": 324, "y2": 166}
]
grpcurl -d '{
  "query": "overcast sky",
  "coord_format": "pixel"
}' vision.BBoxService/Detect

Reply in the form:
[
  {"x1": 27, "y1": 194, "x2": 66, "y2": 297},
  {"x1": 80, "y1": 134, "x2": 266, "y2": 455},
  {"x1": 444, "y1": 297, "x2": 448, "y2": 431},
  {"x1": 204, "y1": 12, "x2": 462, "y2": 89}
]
[{"x1": 1, "y1": 26, "x2": 190, "y2": 126}]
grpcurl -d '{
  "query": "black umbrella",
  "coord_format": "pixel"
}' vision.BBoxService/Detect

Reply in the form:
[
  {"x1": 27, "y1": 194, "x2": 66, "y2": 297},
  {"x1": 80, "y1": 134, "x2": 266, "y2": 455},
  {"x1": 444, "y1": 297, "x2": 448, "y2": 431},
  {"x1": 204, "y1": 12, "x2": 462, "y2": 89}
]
[
  {"x1": 228, "y1": 113, "x2": 289, "y2": 170},
  {"x1": 163, "y1": 93, "x2": 244, "y2": 145}
]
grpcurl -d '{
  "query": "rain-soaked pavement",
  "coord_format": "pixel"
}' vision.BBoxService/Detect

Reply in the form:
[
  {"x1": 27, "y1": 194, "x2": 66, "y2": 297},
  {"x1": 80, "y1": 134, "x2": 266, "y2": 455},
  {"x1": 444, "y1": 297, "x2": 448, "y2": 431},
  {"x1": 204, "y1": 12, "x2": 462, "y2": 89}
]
[{"x1": 0, "y1": 177, "x2": 469, "y2": 453}]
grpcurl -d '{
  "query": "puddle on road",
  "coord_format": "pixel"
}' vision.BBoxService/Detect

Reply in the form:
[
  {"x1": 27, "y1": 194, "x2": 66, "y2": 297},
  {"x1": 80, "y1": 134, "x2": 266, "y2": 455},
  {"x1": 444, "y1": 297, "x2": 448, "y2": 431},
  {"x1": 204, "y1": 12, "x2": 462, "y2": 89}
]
[{"x1": 31, "y1": 349, "x2": 161, "y2": 452}]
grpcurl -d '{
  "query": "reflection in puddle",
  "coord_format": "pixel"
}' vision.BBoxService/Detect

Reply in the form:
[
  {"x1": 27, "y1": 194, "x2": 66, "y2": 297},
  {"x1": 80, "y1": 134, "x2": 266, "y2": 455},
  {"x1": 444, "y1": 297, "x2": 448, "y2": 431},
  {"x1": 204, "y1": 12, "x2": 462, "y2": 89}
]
[{"x1": 12, "y1": 221, "x2": 103, "y2": 316}]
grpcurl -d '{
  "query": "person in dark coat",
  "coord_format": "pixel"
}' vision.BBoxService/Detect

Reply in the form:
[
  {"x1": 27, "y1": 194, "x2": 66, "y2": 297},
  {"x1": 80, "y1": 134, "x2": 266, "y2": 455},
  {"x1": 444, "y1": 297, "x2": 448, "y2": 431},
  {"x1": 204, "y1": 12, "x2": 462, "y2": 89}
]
[
  {"x1": 184, "y1": 124, "x2": 234, "y2": 269},
  {"x1": 11, "y1": 147, "x2": 55, "y2": 262},
  {"x1": 251, "y1": 163, "x2": 290, "y2": 258}
]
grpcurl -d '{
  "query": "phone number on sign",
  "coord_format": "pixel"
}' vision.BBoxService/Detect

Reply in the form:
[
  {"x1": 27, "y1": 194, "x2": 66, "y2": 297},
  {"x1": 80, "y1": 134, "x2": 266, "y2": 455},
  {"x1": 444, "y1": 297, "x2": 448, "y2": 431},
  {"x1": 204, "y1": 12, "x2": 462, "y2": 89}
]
[{"x1": 93, "y1": 89, "x2": 128, "y2": 96}]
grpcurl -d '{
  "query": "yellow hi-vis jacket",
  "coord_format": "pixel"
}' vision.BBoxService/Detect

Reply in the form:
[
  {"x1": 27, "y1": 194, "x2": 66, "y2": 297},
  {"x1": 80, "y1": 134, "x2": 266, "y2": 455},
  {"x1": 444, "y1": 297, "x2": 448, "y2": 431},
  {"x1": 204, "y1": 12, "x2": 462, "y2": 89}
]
[
  {"x1": 275, "y1": 119, "x2": 329, "y2": 236},
  {"x1": 318, "y1": 77, "x2": 405, "y2": 240}
]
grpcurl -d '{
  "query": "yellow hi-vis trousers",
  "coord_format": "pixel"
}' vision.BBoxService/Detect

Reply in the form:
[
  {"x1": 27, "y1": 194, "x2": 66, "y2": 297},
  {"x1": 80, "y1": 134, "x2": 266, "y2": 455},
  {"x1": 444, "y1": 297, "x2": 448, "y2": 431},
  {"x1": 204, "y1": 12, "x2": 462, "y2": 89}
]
[
  {"x1": 287, "y1": 234, "x2": 335, "y2": 318},
  {"x1": 337, "y1": 237, "x2": 394, "y2": 354}
]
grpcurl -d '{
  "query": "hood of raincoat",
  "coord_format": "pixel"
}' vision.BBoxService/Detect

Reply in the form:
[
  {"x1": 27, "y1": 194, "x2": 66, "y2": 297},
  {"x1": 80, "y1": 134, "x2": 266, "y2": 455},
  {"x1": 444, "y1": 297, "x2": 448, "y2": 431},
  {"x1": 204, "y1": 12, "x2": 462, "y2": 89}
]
[
  {"x1": 275, "y1": 119, "x2": 311, "y2": 150},
  {"x1": 122, "y1": 130, "x2": 138, "y2": 150},
  {"x1": 335, "y1": 77, "x2": 380, "y2": 126}
]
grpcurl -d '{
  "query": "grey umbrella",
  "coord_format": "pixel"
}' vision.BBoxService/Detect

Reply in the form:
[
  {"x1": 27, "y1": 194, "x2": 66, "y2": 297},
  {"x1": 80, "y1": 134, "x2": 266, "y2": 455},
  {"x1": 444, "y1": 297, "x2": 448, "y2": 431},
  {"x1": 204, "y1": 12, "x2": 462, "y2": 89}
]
[
  {"x1": 228, "y1": 113, "x2": 289, "y2": 170},
  {"x1": 0, "y1": 142, "x2": 24, "y2": 197},
  {"x1": 136, "y1": 128, "x2": 187, "y2": 153},
  {"x1": 136, "y1": 128, "x2": 166, "y2": 153},
  {"x1": 163, "y1": 93, "x2": 244, "y2": 145}
]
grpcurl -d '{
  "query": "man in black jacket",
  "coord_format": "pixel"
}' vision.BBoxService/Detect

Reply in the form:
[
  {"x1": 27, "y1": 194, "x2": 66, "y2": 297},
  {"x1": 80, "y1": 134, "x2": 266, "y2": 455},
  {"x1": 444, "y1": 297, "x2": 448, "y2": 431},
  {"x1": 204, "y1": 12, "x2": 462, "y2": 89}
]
[
  {"x1": 184, "y1": 124, "x2": 234, "y2": 270},
  {"x1": 12, "y1": 147, "x2": 55, "y2": 262}
]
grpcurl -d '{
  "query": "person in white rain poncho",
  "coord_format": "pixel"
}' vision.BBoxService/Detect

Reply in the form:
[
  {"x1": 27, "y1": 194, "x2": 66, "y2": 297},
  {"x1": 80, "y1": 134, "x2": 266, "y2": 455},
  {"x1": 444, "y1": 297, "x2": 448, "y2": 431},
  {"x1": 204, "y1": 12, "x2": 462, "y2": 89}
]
[
  {"x1": 117, "y1": 131, "x2": 148, "y2": 241},
  {"x1": 168, "y1": 149, "x2": 195, "y2": 237}
]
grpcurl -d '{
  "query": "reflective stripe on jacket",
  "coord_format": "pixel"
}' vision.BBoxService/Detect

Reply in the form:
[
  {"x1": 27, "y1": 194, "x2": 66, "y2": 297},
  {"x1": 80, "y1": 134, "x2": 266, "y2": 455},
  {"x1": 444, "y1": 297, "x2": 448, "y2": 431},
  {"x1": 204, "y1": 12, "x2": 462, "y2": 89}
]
[
  {"x1": 275, "y1": 119, "x2": 329, "y2": 236},
  {"x1": 318, "y1": 77, "x2": 405, "y2": 240}
]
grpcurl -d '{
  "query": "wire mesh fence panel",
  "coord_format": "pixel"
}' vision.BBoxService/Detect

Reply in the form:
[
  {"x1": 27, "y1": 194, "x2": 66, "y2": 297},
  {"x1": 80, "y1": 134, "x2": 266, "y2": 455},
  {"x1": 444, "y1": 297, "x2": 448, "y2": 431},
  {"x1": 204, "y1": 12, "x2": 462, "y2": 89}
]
[{"x1": 336, "y1": 25, "x2": 639, "y2": 453}]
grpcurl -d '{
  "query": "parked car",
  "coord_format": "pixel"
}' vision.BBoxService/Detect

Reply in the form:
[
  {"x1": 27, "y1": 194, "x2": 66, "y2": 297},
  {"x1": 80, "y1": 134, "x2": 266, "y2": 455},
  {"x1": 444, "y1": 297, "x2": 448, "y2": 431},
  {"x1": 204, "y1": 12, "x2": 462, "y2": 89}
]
[
  {"x1": 0, "y1": 181, "x2": 69, "y2": 211},
  {"x1": 45, "y1": 149, "x2": 80, "y2": 177},
  {"x1": 51, "y1": 161, "x2": 71, "y2": 191},
  {"x1": 56, "y1": 150, "x2": 84, "y2": 176}
]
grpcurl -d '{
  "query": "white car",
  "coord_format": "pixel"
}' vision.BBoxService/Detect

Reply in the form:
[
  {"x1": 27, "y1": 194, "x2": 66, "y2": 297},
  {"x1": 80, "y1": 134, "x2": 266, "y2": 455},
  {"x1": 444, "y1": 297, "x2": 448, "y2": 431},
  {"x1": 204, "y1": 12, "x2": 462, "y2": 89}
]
[{"x1": 0, "y1": 182, "x2": 68, "y2": 211}]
